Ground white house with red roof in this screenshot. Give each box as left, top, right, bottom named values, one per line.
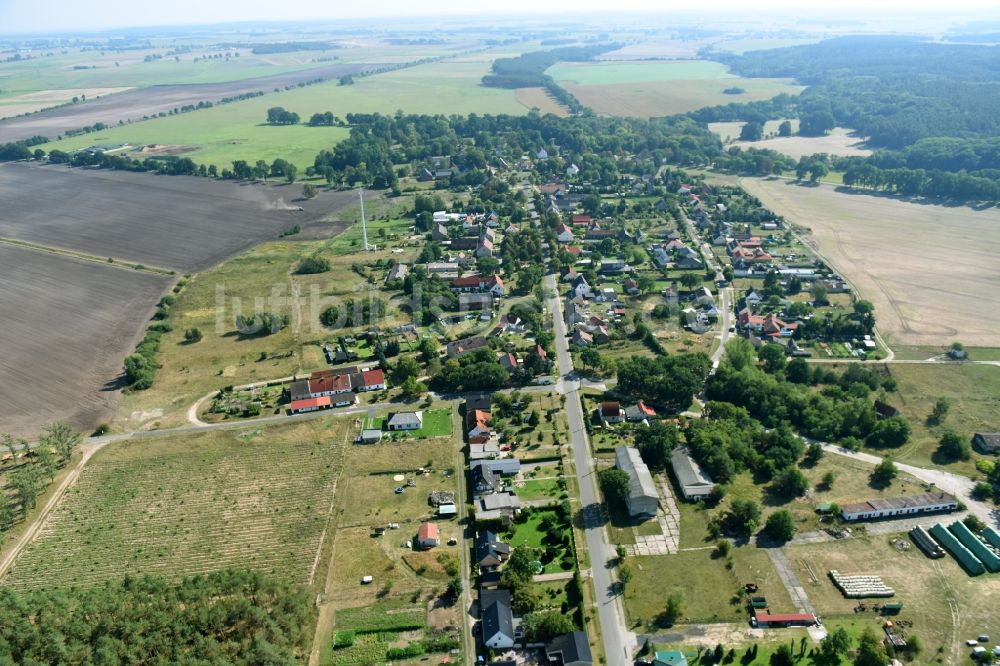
left=450, top=274, right=505, bottom=297
left=466, top=409, right=493, bottom=444
left=762, top=313, right=798, bottom=338
left=356, top=369, right=386, bottom=391
left=290, top=396, right=333, bottom=414
left=556, top=223, right=574, bottom=243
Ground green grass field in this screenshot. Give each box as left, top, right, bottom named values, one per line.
left=880, top=363, right=1000, bottom=477
left=624, top=546, right=794, bottom=628
left=2, top=418, right=349, bottom=590
left=44, top=57, right=529, bottom=170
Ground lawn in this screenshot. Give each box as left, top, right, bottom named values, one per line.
left=506, top=508, right=575, bottom=574
left=44, top=56, right=529, bottom=170
left=388, top=408, right=453, bottom=439
left=879, top=363, right=1000, bottom=477
left=516, top=476, right=566, bottom=502
left=2, top=417, right=349, bottom=590
left=623, top=545, right=794, bottom=629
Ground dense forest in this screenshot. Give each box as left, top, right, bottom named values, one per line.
left=0, top=569, right=313, bottom=664
left=702, top=36, right=1000, bottom=202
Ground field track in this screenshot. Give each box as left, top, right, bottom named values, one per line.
left=0, top=62, right=386, bottom=143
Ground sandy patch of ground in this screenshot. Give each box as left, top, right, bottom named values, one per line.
left=735, top=128, right=872, bottom=159
left=741, top=178, right=1000, bottom=347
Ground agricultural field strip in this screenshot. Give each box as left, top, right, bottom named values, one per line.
left=0, top=243, right=171, bottom=439
left=0, top=62, right=389, bottom=143
left=2, top=433, right=345, bottom=589
left=0, top=162, right=357, bottom=272
left=0, top=236, right=175, bottom=275
left=740, top=178, right=1000, bottom=347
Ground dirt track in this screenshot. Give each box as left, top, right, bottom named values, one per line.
left=0, top=62, right=383, bottom=143
left=741, top=178, right=1000, bottom=347
left=0, top=162, right=355, bottom=272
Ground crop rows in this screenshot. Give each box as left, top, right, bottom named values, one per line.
left=2, top=435, right=343, bottom=589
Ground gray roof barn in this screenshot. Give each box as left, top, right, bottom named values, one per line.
left=614, top=446, right=659, bottom=518
left=973, top=432, right=1000, bottom=454
left=670, top=446, right=716, bottom=500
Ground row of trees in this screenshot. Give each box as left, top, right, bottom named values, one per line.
left=0, top=424, right=82, bottom=544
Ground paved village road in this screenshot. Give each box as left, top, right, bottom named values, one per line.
left=547, top=273, right=635, bottom=666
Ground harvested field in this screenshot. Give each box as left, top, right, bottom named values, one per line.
left=741, top=178, right=1000, bottom=347
left=0, top=62, right=383, bottom=143
left=515, top=87, right=569, bottom=116
left=0, top=162, right=355, bottom=272
left=547, top=60, right=802, bottom=118
left=734, top=128, right=872, bottom=159
left=0, top=244, right=170, bottom=439
left=598, top=40, right=716, bottom=60
left=1, top=419, right=348, bottom=590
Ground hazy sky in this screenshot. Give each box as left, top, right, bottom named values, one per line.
left=1, top=0, right=998, bottom=34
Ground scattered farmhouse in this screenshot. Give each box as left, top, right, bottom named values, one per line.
left=385, top=263, right=408, bottom=283
left=614, top=446, right=659, bottom=518
left=466, top=409, right=493, bottom=444
left=387, top=411, right=423, bottom=431
left=447, top=336, right=491, bottom=359
left=475, top=492, right=521, bottom=522
left=624, top=401, right=656, bottom=423
left=472, top=465, right=501, bottom=497
left=471, top=458, right=521, bottom=476
left=599, top=401, right=624, bottom=426
left=416, top=522, right=440, bottom=549
left=450, top=274, right=505, bottom=297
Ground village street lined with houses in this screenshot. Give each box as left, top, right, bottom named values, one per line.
left=3, top=18, right=1000, bottom=666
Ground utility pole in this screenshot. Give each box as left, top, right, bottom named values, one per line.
left=359, top=188, right=369, bottom=251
